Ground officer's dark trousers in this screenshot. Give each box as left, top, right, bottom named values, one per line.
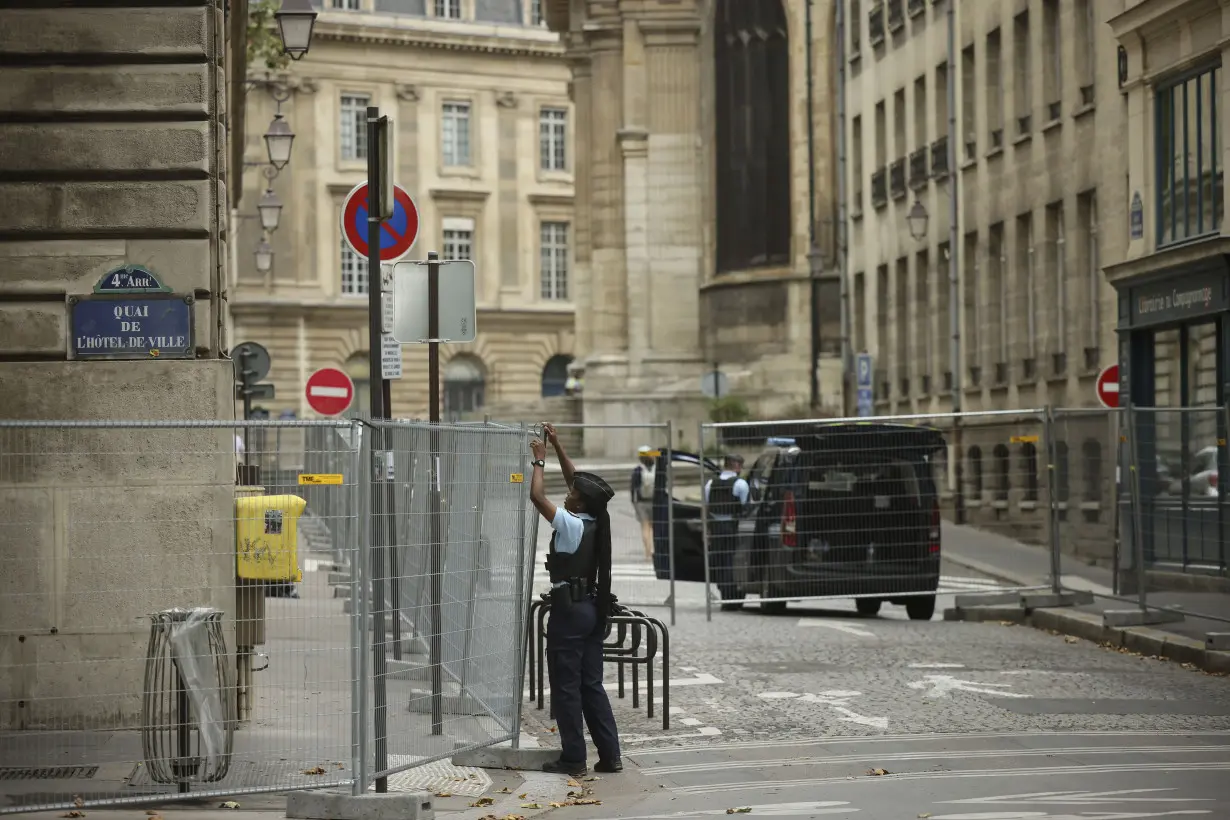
left=546, top=597, right=621, bottom=765
left=709, top=518, right=738, bottom=598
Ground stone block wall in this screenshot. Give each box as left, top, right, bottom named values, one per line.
left=0, top=2, right=234, bottom=730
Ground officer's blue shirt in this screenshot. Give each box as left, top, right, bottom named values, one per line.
left=703, top=471, right=750, bottom=521
left=550, top=508, right=594, bottom=588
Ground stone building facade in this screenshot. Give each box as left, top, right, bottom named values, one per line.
left=842, top=0, right=1130, bottom=560
left=231, top=1, right=577, bottom=423
left=0, top=2, right=238, bottom=728
left=544, top=0, right=840, bottom=456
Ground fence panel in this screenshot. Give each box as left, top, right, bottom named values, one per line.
left=370, top=420, right=534, bottom=782
left=1049, top=408, right=1120, bottom=587
left=698, top=410, right=1049, bottom=620
left=0, top=420, right=362, bottom=813
left=540, top=423, right=680, bottom=620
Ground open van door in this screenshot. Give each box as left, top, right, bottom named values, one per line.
left=651, top=450, right=720, bottom=582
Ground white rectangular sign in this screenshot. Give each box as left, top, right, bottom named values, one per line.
left=382, top=291, right=394, bottom=334
left=380, top=264, right=394, bottom=293
left=392, top=259, right=477, bottom=344
left=380, top=333, right=402, bottom=379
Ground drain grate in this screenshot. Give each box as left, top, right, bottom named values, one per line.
left=0, top=767, right=98, bottom=781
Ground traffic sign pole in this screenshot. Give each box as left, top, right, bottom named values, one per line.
left=425, top=249, right=445, bottom=745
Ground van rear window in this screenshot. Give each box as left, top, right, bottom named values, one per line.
left=804, top=459, right=922, bottom=504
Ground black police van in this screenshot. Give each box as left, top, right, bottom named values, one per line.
left=651, top=422, right=946, bottom=620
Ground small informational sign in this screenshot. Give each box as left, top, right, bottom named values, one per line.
left=509, top=473, right=525, bottom=484
left=93, top=264, right=171, bottom=294
left=299, top=474, right=344, bottom=485
left=392, top=260, right=477, bottom=344
left=70, top=295, right=193, bottom=359
left=381, top=333, right=403, bottom=379
left=1129, top=191, right=1144, bottom=240
left=700, top=370, right=729, bottom=399
left=1010, top=434, right=1040, bottom=444
left=855, top=352, right=874, bottom=418
left=1096, top=364, right=1120, bottom=409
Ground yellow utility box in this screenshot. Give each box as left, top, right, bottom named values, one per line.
left=235, top=494, right=307, bottom=582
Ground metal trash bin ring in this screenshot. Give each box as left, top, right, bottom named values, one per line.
left=141, top=608, right=236, bottom=790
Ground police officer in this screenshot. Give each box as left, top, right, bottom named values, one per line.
left=704, top=454, right=749, bottom=610
left=529, top=423, right=622, bottom=777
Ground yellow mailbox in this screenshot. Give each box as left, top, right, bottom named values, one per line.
left=235, top=494, right=307, bottom=582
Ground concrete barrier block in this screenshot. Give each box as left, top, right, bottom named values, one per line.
left=329, top=572, right=352, bottom=586
left=286, top=789, right=433, bottom=820
left=1030, top=608, right=1108, bottom=644
left=949, top=606, right=1027, bottom=624
left=1159, top=634, right=1205, bottom=666
left=1120, top=627, right=1170, bottom=658
left=1205, top=632, right=1230, bottom=651
left=333, top=586, right=352, bottom=599
left=1204, top=650, right=1230, bottom=674
left=1022, top=590, right=1095, bottom=609
left=1103, top=608, right=1185, bottom=628
left=452, top=745, right=559, bottom=771
left=954, top=592, right=1022, bottom=609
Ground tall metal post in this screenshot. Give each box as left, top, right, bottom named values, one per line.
left=511, top=422, right=531, bottom=749
left=427, top=250, right=445, bottom=735
left=352, top=420, right=371, bottom=795
left=835, top=0, right=852, bottom=416
left=1044, top=407, right=1063, bottom=595
left=805, top=0, right=820, bottom=410
left=1125, top=401, right=1148, bottom=612
left=666, top=420, right=677, bottom=627
left=363, top=105, right=390, bottom=792
left=699, top=422, right=713, bottom=623
left=946, top=0, right=966, bottom=525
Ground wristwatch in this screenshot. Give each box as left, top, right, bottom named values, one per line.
left=531, top=459, right=545, bottom=468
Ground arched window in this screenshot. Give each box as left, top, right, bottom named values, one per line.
left=444, top=354, right=486, bottom=417
left=967, top=446, right=984, bottom=500
left=714, top=0, right=791, bottom=273
left=541, top=354, right=573, bottom=398
left=1021, top=442, right=1039, bottom=502
left=343, top=353, right=371, bottom=419
left=1054, top=441, right=1070, bottom=504
left=993, top=444, right=1010, bottom=501
left=1082, top=439, right=1102, bottom=502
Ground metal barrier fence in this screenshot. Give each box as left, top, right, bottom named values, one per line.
left=0, top=417, right=537, bottom=813
left=535, top=423, right=679, bottom=624
left=697, top=410, right=1054, bottom=621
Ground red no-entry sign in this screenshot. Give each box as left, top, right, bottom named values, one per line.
left=305, top=368, right=354, bottom=417
left=1096, top=364, right=1120, bottom=409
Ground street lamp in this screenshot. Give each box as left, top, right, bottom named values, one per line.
left=263, top=113, right=295, bottom=170
left=257, top=187, right=283, bottom=232
left=254, top=237, right=274, bottom=274
left=274, top=0, right=319, bottom=61
left=907, top=199, right=929, bottom=242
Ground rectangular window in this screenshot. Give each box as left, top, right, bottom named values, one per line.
left=441, top=101, right=472, bottom=167
left=988, top=222, right=1007, bottom=366
left=1077, top=190, right=1100, bottom=354
left=340, top=243, right=367, bottom=296
left=913, top=75, right=927, bottom=147
left=539, top=107, right=568, bottom=171
left=874, top=100, right=886, bottom=167
left=895, top=257, right=909, bottom=392
left=540, top=221, right=570, bottom=300
left=1013, top=11, right=1031, bottom=132
left=986, top=28, right=1003, bottom=142
left=435, top=0, right=461, bottom=19
left=852, top=115, right=864, bottom=206
left=443, top=217, right=474, bottom=260
left=1042, top=0, right=1061, bottom=117
left=332, top=0, right=360, bottom=9
left=531, top=0, right=544, bottom=25
left=963, top=231, right=979, bottom=371
left=915, top=250, right=931, bottom=387
left=340, top=94, right=370, bottom=161
left=1016, top=212, right=1036, bottom=358
left=1076, top=0, right=1096, bottom=104
left=893, top=88, right=906, bottom=159
left=850, top=0, right=862, bottom=52
left=937, top=242, right=950, bottom=387
left=1044, top=200, right=1066, bottom=355
left=876, top=264, right=889, bottom=369
left=961, top=45, right=976, bottom=159
left=853, top=271, right=866, bottom=353
left=935, top=62, right=949, bottom=144
left=1156, top=63, right=1223, bottom=246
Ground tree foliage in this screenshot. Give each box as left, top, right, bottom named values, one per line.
left=247, top=0, right=290, bottom=72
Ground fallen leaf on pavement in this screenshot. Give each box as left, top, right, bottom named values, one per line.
left=73, top=797, right=84, bottom=809
left=434, top=792, right=452, bottom=798
left=303, top=767, right=327, bottom=776
left=518, top=793, right=528, bottom=799
left=547, top=727, right=558, bottom=733
left=866, top=768, right=890, bottom=776
left=1064, top=636, right=1079, bottom=644
left=570, top=799, right=601, bottom=806
left=145, top=811, right=160, bottom=816
left=498, top=786, right=512, bottom=793
left=219, top=802, right=241, bottom=810
left=61, top=812, right=85, bottom=818
left=501, top=815, right=526, bottom=820
left=521, top=803, right=542, bottom=810
left=919, top=814, right=932, bottom=818
left=583, top=776, right=599, bottom=782
left=470, top=797, right=495, bottom=808
left=726, top=809, right=752, bottom=815
left=566, top=779, right=581, bottom=787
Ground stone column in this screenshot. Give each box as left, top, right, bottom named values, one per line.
left=567, top=47, right=595, bottom=358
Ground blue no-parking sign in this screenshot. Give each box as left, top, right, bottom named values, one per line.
left=855, top=353, right=873, bottom=417
left=341, top=182, right=420, bottom=262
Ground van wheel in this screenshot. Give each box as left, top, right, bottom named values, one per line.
left=760, top=599, right=788, bottom=615
left=855, top=598, right=882, bottom=616
left=905, top=596, right=936, bottom=621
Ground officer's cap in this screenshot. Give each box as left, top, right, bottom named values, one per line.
left=572, top=471, right=615, bottom=505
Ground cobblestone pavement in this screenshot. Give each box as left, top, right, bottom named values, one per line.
left=527, top=562, right=1230, bottom=820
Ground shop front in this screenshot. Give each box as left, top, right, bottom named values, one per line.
left=1114, top=255, right=1230, bottom=573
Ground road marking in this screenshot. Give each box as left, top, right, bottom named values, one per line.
left=758, top=691, right=887, bottom=730
left=680, top=717, right=701, bottom=726
left=908, top=674, right=1030, bottom=699
left=531, top=671, right=722, bottom=698
left=796, top=619, right=877, bottom=637
left=667, top=761, right=1230, bottom=795
left=910, top=662, right=967, bottom=669
left=636, top=744, right=1230, bottom=777
left=940, top=788, right=1213, bottom=805
left=626, top=730, right=1230, bottom=757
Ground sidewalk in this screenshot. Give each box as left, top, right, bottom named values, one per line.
left=941, top=520, right=1230, bottom=671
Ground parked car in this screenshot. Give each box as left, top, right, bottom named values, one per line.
left=653, top=423, right=946, bottom=620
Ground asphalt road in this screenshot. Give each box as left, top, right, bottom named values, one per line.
left=533, top=564, right=1230, bottom=820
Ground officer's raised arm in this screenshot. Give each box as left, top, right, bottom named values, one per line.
left=543, top=422, right=577, bottom=487
left=529, top=438, right=557, bottom=522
